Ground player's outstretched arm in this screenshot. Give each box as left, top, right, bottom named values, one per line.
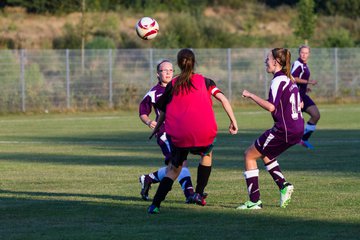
left=140, top=114, right=157, bottom=129
left=214, top=92, right=238, bottom=135
left=242, top=89, right=275, bottom=112
left=149, top=110, right=165, bottom=139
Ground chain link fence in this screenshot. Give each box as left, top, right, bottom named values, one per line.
left=0, top=48, right=359, bottom=113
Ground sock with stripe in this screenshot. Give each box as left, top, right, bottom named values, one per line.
left=244, top=169, right=260, bottom=203
left=303, top=122, right=316, bottom=141
left=265, top=160, right=286, bottom=189
left=178, top=167, right=194, bottom=199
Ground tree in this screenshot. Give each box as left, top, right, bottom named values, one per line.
left=294, top=0, right=316, bottom=45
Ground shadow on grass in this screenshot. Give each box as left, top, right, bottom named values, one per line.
left=0, top=189, right=140, bottom=202
left=0, top=130, right=359, bottom=173
left=0, top=190, right=359, bottom=240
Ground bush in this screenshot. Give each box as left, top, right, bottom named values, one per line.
left=323, top=28, right=355, bottom=48
left=53, top=23, right=81, bottom=49
left=85, top=36, right=116, bottom=49
left=25, top=63, right=50, bottom=111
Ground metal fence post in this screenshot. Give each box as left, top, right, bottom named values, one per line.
left=334, top=48, right=339, bottom=98
left=227, top=48, right=232, bottom=102
left=66, top=49, right=70, bottom=109
left=264, top=48, right=269, bottom=99
left=149, top=48, right=154, bottom=86
left=109, top=49, right=113, bottom=108
left=20, top=49, right=25, bottom=112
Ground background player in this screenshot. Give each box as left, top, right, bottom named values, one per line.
left=238, top=48, right=304, bottom=210
left=139, top=59, right=195, bottom=203
left=291, top=45, right=320, bottom=149
left=147, top=48, right=238, bottom=214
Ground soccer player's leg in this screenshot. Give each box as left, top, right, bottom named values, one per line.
left=140, top=135, right=171, bottom=201
left=264, top=158, right=294, bottom=208
left=148, top=145, right=187, bottom=213
left=262, top=135, right=295, bottom=208
left=178, top=162, right=195, bottom=202
left=139, top=167, right=167, bottom=201
left=237, top=144, right=262, bottom=210
left=300, top=96, right=319, bottom=149
left=187, top=145, right=214, bottom=206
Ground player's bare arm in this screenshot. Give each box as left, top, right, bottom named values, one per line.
left=214, top=92, right=238, bottom=135
left=294, top=77, right=317, bottom=85
left=140, top=114, right=157, bottom=129
left=149, top=111, right=165, bottom=139
left=242, top=89, right=275, bottom=112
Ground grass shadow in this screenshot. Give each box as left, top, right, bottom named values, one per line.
left=0, top=130, right=359, bottom=172
left=0, top=190, right=359, bottom=240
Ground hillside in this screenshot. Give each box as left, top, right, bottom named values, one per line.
left=0, top=5, right=359, bottom=49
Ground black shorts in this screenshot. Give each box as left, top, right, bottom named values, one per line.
left=168, top=137, right=215, bottom=168
left=301, top=94, right=316, bottom=112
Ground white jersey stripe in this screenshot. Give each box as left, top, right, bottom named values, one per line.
left=211, top=87, right=220, bottom=95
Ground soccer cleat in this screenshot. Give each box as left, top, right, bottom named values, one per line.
left=186, top=193, right=207, bottom=206
left=299, top=140, right=314, bottom=149
left=236, top=200, right=263, bottom=210
left=280, top=182, right=294, bottom=208
left=147, top=204, right=160, bottom=214
left=139, top=175, right=151, bottom=201
left=186, top=192, right=208, bottom=204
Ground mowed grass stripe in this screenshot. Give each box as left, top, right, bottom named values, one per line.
left=0, top=104, right=359, bottom=239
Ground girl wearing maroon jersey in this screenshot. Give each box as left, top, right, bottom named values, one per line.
left=138, top=60, right=195, bottom=203
left=238, top=48, right=304, bottom=210
left=291, top=45, right=320, bottom=149
left=147, top=48, right=238, bottom=214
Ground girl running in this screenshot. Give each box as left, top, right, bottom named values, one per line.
left=147, top=48, right=238, bottom=214
left=291, top=45, right=320, bottom=149
left=237, top=48, right=304, bottom=210
left=139, top=59, right=195, bottom=203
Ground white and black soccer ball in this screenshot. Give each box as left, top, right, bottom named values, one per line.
left=135, top=17, right=159, bottom=40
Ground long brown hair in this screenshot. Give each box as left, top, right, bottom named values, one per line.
left=271, top=48, right=294, bottom=82
left=173, top=48, right=196, bottom=95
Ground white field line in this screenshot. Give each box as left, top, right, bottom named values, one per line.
left=0, top=106, right=359, bottom=123
left=0, top=116, right=123, bottom=123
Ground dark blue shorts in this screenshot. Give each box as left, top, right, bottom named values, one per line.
left=301, top=94, right=316, bottom=112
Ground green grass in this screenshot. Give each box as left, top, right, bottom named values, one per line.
left=0, top=104, right=359, bottom=239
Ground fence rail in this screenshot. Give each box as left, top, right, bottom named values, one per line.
left=0, top=48, right=359, bottom=113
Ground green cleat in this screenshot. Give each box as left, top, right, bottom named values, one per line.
left=147, top=204, right=160, bottom=214
left=280, top=183, right=294, bottom=208
left=236, top=200, right=263, bottom=210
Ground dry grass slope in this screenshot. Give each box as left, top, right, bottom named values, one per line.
left=0, top=5, right=359, bottom=48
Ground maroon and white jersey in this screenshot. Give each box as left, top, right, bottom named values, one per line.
left=139, top=83, right=166, bottom=134
left=268, top=71, right=304, bottom=144
left=291, top=58, right=310, bottom=97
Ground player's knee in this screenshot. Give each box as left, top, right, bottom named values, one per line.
left=167, top=165, right=181, bottom=180
left=313, top=112, right=320, bottom=123
left=244, top=147, right=252, bottom=158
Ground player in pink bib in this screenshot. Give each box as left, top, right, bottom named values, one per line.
left=147, top=48, right=238, bottom=214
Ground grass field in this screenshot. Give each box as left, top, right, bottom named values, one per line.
left=0, top=104, right=359, bottom=239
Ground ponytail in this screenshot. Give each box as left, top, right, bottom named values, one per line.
left=272, top=48, right=293, bottom=82
left=173, top=48, right=196, bottom=95
left=284, top=49, right=293, bottom=82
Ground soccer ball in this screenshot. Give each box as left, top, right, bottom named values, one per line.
left=135, top=17, right=159, bottom=40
